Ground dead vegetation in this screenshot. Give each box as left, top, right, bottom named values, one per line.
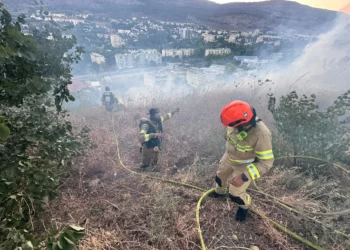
left=43, top=88, right=350, bottom=250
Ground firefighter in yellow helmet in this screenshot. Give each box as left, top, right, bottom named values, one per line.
left=139, top=107, right=179, bottom=169
left=211, top=100, right=274, bottom=221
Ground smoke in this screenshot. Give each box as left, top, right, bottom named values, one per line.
left=265, top=13, right=350, bottom=104
left=68, top=13, right=350, bottom=112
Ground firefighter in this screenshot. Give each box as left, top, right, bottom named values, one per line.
left=211, top=100, right=274, bottom=221
left=101, top=86, right=118, bottom=112
left=139, top=107, right=179, bottom=169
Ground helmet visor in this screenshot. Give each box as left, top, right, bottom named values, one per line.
left=228, top=119, right=246, bottom=127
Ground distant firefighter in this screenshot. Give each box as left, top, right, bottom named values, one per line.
left=101, top=86, right=119, bottom=112
left=211, top=101, right=274, bottom=222
left=138, top=107, right=180, bottom=169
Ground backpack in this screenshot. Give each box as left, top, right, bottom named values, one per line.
left=103, top=92, right=115, bottom=105
left=139, top=118, right=162, bottom=149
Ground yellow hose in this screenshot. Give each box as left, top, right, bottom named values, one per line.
left=196, top=188, right=216, bottom=250
left=250, top=185, right=350, bottom=239
left=112, top=115, right=206, bottom=192
left=251, top=208, right=325, bottom=250
left=111, top=114, right=343, bottom=250
left=275, top=155, right=350, bottom=173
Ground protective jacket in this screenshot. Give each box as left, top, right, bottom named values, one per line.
left=139, top=112, right=173, bottom=149
left=215, top=118, right=274, bottom=210
left=225, top=119, right=274, bottom=180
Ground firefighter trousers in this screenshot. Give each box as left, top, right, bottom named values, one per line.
left=142, top=146, right=159, bottom=166
left=215, top=153, right=252, bottom=209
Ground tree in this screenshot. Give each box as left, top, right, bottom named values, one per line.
left=268, top=90, right=350, bottom=167
left=0, top=5, right=90, bottom=248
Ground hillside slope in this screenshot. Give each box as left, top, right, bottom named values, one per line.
left=44, top=87, right=350, bottom=250
left=2, top=0, right=337, bottom=34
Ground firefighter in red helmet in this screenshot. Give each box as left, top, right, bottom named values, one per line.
left=211, top=100, right=274, bottom=221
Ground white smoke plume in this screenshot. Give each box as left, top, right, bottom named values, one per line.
left=69, top=13, right=350, bottom=110
left=267, top=13, right=350, bottom=104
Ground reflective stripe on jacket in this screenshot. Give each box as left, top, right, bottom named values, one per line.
left=138, top=112, right=173, bottom=147
left=225, top=120, right=274, bottom=180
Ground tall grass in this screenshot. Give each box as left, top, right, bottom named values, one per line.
left=58, top=83, right=350, bottom=250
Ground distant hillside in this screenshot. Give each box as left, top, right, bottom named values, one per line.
left=1, top=0, right=338, bottom=34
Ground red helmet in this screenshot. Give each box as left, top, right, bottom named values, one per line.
left=220, top=101, right=253, bottom=127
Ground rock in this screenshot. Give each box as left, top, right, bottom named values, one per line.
left=232, top=234, right=238, bottom=241
left=250, top=246, right=259, bottom=250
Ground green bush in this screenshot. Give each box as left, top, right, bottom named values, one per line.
left=0, top=4, right=89, bottom=248
left=268, top=90, right=350, bottom=165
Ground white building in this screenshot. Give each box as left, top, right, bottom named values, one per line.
left=111, top=35, right=125, bottom=48
left=51, top=15, right=85, bottom=25
left=162, top=49, right=195, bottom=58
left=256, top=36, right=264, bottom=43
left=179, top=28, right=192, bottom=39
left=186, top=67, right=225, bottom=88
left=253, top=29, right=260, bottom=36
left=234, top=56, right=259, bottom=68
left=203, top=34, right=215, bottom=43
left=90, top=53, right=105, bottom=65
left=205, top=48, right=231, bottom=57
left=183, top=49, right=195, bottom=57
left=90, top=81, right=101, bottom=88
left=142, top=49, right=162, bottom=65
left=241, top=31, right=251, bottom=37
left=115, top=54, right=134, bottom=69
left=228, top=34, right=240, bottom=43
left=256, top=35, right=281, bottom=43
left=115, top=50, right=162, bottom=70
left=118, top=29, right=131, bottom=35
left=52, top=13, right=66, bottom=18
left=162, top=49, right=176, bottom=58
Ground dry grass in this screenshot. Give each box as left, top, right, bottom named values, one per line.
left=43, top=86, right=350, bottom=250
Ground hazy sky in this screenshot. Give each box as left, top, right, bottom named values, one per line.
left=210, top=0, right=349, bottom=11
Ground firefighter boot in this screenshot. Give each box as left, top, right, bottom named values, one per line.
left=235, top=207, right=248, bottom=222
left=208, top=191, right=227, bottom=199
left=140, top=164, right=149, bottom=170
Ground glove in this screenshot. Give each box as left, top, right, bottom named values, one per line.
left=153, top=146, right=160, bottom=152
left=152, top=133, right=162, bottom=138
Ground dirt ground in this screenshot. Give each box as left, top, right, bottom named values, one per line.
left=42, top=106, right=350, bottom=250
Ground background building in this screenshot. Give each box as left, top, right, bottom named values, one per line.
left=162, top=49, right=195, bottom=58
left=111, top=34, right=125, bottom=47
left=90, top=53, right=106, bottom=64
left=115, top=50, right=162, bottom=69
left=205, top=48, right=231, bottom=56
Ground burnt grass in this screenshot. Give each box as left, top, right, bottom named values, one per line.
left=43, top=91, right=350, bottom=250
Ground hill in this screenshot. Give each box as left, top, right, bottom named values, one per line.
left=50, top=86, right=350, bottom=250
left=2, top=0, right=338, bottom=34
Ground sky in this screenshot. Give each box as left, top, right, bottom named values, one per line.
left=209, top=0, right=349, bottom=11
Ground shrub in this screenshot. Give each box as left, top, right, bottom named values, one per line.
left=0, top=5, right=89, bottom=248
left=268, top=90, right=350, bottom=166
